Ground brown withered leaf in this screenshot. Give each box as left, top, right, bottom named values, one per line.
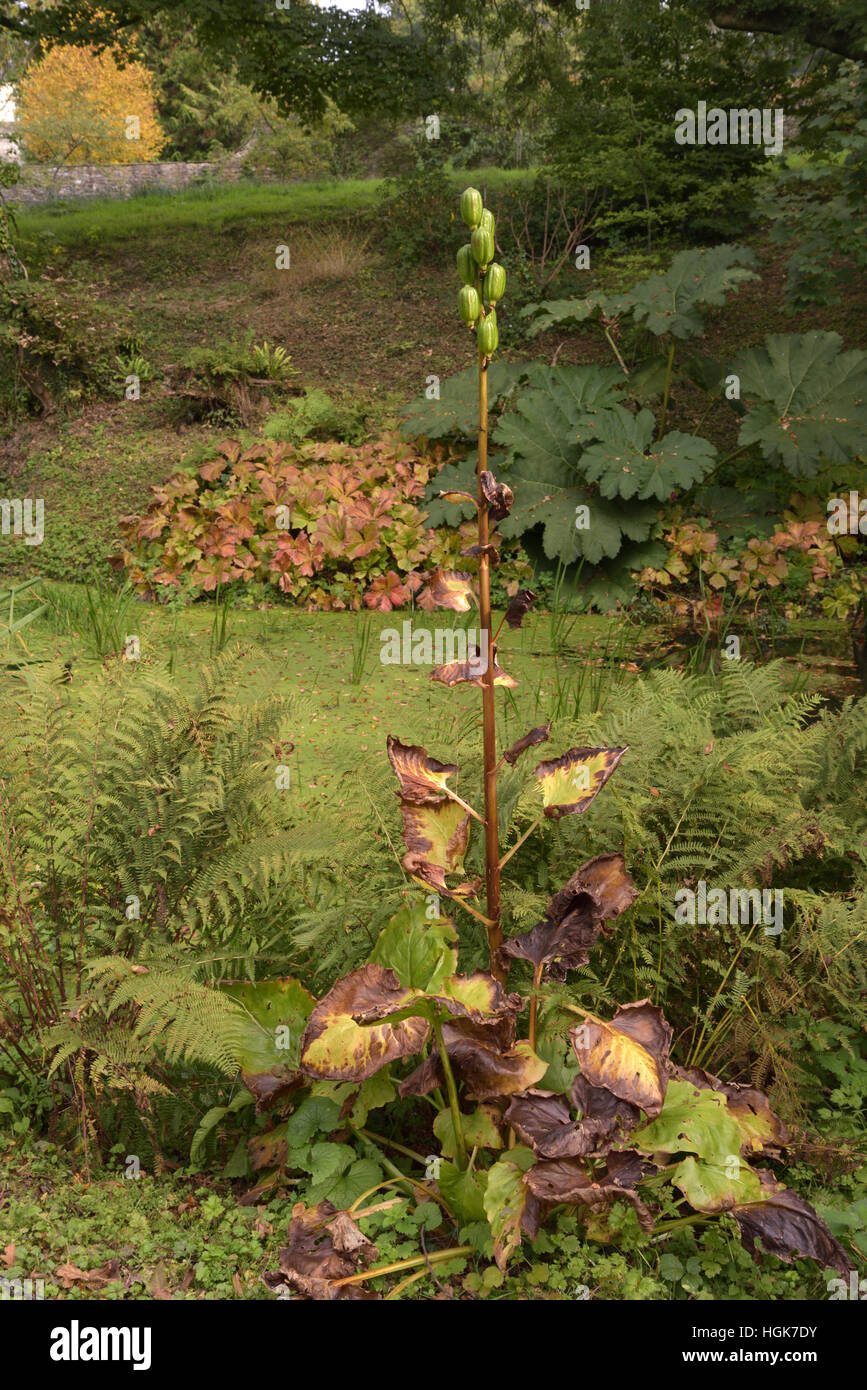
left=480, top=470, right=514, bottom=522
left=386, top=734, right=459, bottom=803
left=504, top=1090, right=578, bottom=1155
left=535, top=746, right=629, bottom=819
left=300, top=964, right=429, bottom=1081
left=438, top=489, right=477, bottom=510
left=732, top=1170, right=853, bottom=1277
left=398, top=796, right=472, bottom=893
left=264, top=1201, right=381, bottom=1301
left=503, top=589, right=537, bottom=629
left=431, top=643, right=517, bottom=688
left=669, top=1064, right=790, bottom=1159
left=547, top=852, right=640, bottom=926
left=55, top=1259, right=123, bottom=1292
left=424, top=569, right=476, bottom=612
left=354, top=971, right=519, bottom=1030
left=501, top=852, right=639, bottom=982
left=500, top=892, right=599, bottom=981
left=502, top=723, right=551, bottom=766
left=400, top=1015, right=547, bottom=1101
left=248, top=1127, right=289, bottom=1173
left=461, top=543, right=501, bottom=565
left=523, top=1159, right=654, bottom=1231
left=568, top=1075, right=643, bottom=1156
left=602, top=1148, right=659, bottom=1188
left=570, top=999, right=672, bottom=1118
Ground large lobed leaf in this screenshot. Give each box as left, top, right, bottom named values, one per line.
left=734, top=330, right=867, bottom=477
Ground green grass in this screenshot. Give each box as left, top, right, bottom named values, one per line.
left=17, top=167, right=537, bottom=252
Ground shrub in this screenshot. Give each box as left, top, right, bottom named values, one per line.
left=114, top=431, right=532, bottom=608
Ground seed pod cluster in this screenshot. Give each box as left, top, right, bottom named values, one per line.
left=457, top=186, right=507, bottom=359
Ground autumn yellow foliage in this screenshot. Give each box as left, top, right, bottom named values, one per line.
left=17, top=45, right=164, bottom=165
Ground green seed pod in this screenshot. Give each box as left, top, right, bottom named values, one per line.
left=478, top=315, right=498, bottom=356
left=456, top=244, right=476, bottom=286
left=459, top=285, right=481, bottom=326
left=460, top=187, right=483, bottom=229
left=483, top=263, right=506, bottom=304
left=480, top=208, right=495, bottom=239
left=471, top=226, right=495, bottom=267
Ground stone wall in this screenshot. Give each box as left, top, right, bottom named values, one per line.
left=14, top=160, right=241, bottom=205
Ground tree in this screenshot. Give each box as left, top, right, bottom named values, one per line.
left=0, top=1, right=448, bottom=123
left=17, top=43, right=163, bottom=164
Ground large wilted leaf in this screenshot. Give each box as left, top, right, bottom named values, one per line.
left=218, top=977, right=316, bottom=1110
left=535, top=747, right=629, bottom=819
left=353, top=971, right=518, bottom=1030
left=504, top=1090, right=574, bottom=1154
left=731, top=1169, right=853, bottom=1277
left=480, top=469, right=514, bottom=522
left=386, top=735, right=459, bottom=803
left=630, top=1078, right=744, bottom=1166
left=431, top=643, right=517, bottom=688
left=503, top=589, right=537, bottom=630
left=505, top=1077, right=641, bottom=1160
left=502, top=852, right=639, bottom=982
left=484, top=1150, right=541, bottom=1271
left=568, top=1075, right=642, bottom=1157
left=523, top=1157, right=654, bottom=1231
left=300, top=964, right=429, bottom=1081
left=671, top=1155, right=763, bottom=1213
left=502, top=723, right=550, bottom=766
left=263, top=1201, right=380, bottom=1301
left=671, top=1064, right=790, bottom=1158
left=398, top=796, right=472, bottom=893
left=734, top=331, right=867, bottom=477
left=579, top=407, right=717, bottom=502
left=400, top=1018, right=547, bottom=1101
left=423, top=569, right=477, bottom=612
left=570, top=999, right=672, bottom=1118
left=369, top=902, right=458, bottom=993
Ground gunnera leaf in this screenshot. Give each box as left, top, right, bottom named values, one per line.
left=534, top=746, right=629, bottom=819
left=299, top=964, right=429, bottom=1082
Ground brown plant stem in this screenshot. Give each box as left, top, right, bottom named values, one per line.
left=528, top=960, right=544, bottom=1052
left=476, top=331, right=504, bottom=984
